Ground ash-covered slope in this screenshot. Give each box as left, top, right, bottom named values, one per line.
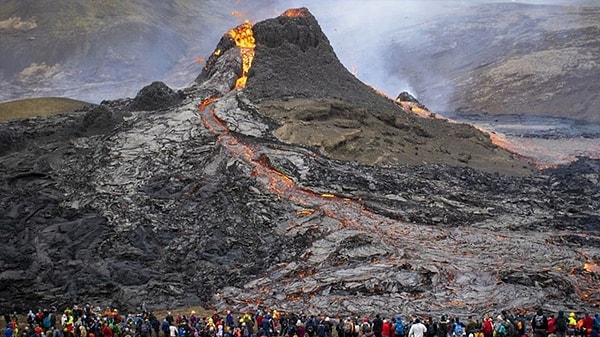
left=0, top=8, right=599, bottom=317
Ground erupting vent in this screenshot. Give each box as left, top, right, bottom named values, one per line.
left=228, top=20, right=255, bottom=89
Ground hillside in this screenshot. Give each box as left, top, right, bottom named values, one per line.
left=385, top=2, right=600, bottom=122
left=0, top=97, right=93, bottom=122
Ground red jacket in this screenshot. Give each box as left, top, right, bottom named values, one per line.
left=583, top=315, right=593, bottom=332
left=548, top=318, right=556, bottom=333
left=482, top=319, right=493, bottom=335
left=102, top=325, right=113, bottom=337
left=382, top=321, right=392, bottom=337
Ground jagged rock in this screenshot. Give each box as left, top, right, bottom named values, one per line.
left=396, top=92, right=421, bottom=104
left=127, top=81, right=184, bottom=111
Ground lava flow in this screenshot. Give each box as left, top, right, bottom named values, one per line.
left=197, top=97, right=360, bottom=213
left=190, top=8, right=600, bottom=314
left=228, top=20, right=255, bottom=89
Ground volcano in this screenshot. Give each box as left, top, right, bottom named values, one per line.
left=0, top=8, right=599, bottom=317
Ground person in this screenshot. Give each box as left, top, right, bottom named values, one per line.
left=408, top=319, right=427, bottom=337
left=548, top=316, right=556, bottom=337
left=162, top=320, right=170, bottom=337
left=394, top=317, right=405, bottom=337
left=373, top=316, right=383, bottom=337
left=494, top=316, right=507, bottom=337
left=225, top=312, right=234, bottom=329
left=5, top=324, right=13, bottom=337
left=382, top=320, right=392, bottom=337
left=190, top=312, right=199, bottom=330
left=305, top=316, right=317, bottom=337
left=515, top=313, right=527, bottom=337
left=583, top=314, right=594, bottom=337
left=165, top=314, right=174, bottom=326
left=481, top=317, right=493, bottom=337
left=567, top=313, right=577, bottom=337
left=262, top=313, right=273, bottom=337
left=555, top=312, right=568, bottom=337
left=296, top=320, right=306, bottom=337
left=453, top=318, right=465, bottom=337
left=361, top=318, right=372, bottom=336
left=532, top=310, right=548, bottom=337
left=102, top=323, right=113, bottom=337
left=169, top=324, right=178, bottom=337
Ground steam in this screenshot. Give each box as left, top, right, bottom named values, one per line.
left=1, top=0, right=595, bottom=106
left=263, top=0, right=595, bottom=111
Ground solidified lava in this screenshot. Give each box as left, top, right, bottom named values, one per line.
left=0, top=8, right=598, bottom=317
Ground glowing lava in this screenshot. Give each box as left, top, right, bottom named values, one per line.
left=228, top=20, right=255, bottom=89
left=283, top=8, right=307, bottom=17
left=584, top=262, right=599, bottom=273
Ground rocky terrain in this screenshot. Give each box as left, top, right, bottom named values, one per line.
left=387, top=2, right=600, bottom=122
left=1, top=8, right=599, bottom=318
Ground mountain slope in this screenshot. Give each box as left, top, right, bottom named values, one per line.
left=385, top=2, right=600, bottom=122
left=241, top=8, right=534, bottom=175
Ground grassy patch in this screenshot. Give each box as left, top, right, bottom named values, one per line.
left=0, top=97, right=94, bottom=122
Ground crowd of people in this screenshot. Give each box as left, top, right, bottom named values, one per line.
left=3, top=306, right=600, bottom=337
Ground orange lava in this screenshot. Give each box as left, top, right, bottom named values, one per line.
left=584, top=263, right=599, bottom=273
left=228, top=20, right=255, bottom=89
left=199, top=96, right=217, bottom=113
left=395, top=100, right=432, bottom=118
left=283, top=8, right=307, bottom=17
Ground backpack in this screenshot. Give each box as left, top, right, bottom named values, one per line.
left=344, top=321, right=353, bottom=334
left=534, top=315, right=545, bottom=329
left=306, top=325, right=315, bottom=334
left=454, top=324, right=464, bottom=336
left=593, top=317, right=600, bottom=330
left=362, top=323, right=372, bottom=333
left=395, top=322, right=404, bottom=335
left=516, top=321, right=523, bottom=331
left=495, top=324, right=507, bottom=337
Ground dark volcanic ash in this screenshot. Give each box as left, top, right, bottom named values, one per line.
left=0, top=8, right=598, bottom=317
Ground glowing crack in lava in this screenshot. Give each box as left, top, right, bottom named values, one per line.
left=228, top=20, right=255, bottom=89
